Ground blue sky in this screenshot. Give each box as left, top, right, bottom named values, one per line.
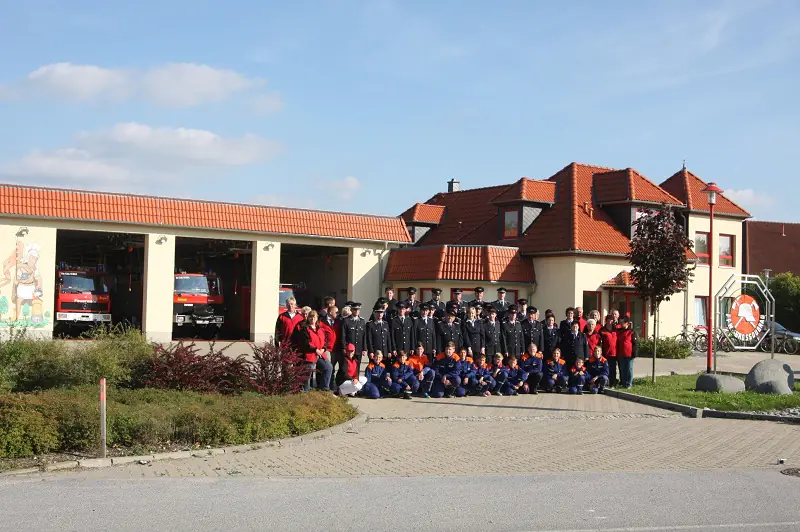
left=0, top=0, right=798, bottom=221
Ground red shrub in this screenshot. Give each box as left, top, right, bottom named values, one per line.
left=144, top=342, right=251, bottom=395
left=249, top=342, right=310, bottom=396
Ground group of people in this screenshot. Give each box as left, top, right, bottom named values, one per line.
left=274, top=286, right=639, bottom=396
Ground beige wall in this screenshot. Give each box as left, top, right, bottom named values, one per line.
left=250, top=241, right=281, bottom=344
left=142, top=233, right=176, bottom=343
left=348, top=247, right=385, bottom=308
left=385, top=281, right=535, bottom=307
left=0, top=221, right=57, bottom=339
left=531, top=256, right=576, bottom=316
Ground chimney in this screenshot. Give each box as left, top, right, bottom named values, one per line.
left=447, top=178, right=461, bottom=193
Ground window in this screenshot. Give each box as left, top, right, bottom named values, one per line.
left=397, top=289, right=410, bottom=301
left=695, top=296, right=708, bottom=327
left=502, top=208, right=520, bottom=239
left=451, top=288, right=475, bottom=303
left=695, top=232, right=709, bottom=265
left=420, top=288, right=435, bottom=302
left=582, top=291, right=602, bottom=315
left=719, top=234, right=735, bottom=267
left=450, top=288, right=518, bottom=304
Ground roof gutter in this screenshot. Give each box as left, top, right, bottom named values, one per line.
left=0, top=213, right=412, bottom=245
left=521, top=250, right=629, bottom=258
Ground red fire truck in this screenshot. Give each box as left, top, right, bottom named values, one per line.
left=173, top=271, right=224, bottom=337
left=55, top=264, right=112, bottom=328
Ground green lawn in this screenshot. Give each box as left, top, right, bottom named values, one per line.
left=630, top=374, right=800, bottom=412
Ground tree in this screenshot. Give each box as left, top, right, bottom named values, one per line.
left=769, top=273, right=800, bottom=332
left=628, top=205, right=695, bottom=382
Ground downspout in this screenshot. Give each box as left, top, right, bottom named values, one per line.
left=676, top=210, right=692, bottom=333
left=378, top=241, right=389, bottom=295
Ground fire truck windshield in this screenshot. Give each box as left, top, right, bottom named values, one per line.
left=60, top=274, right=108, bottom=294
left=174, top=276, right=210, bottom=294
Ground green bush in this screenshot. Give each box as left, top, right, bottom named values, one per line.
left=1, top=325, right=155, bottom=392
left=639, top=337, right=692, bottom=359
left=0, top=387, right=357, bottom=458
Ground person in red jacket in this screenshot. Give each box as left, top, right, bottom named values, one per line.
left=319, top=306, right=342, bottom=389
left=584, top=318, right=600, bottom=356
left=275, top=297, right=304, bottom=348
left=615, top=316, right=638, bottom=389
left=600, top=315, right=618, bottom=387
left=336, top=343, right=363, bottom=396
left=300, top=310, right=333, bottom=393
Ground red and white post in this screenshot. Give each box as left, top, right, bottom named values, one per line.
left=100, top=377, right=107, bottom=458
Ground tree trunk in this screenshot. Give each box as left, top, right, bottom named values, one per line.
left=652, top=302, right=658, bottom=383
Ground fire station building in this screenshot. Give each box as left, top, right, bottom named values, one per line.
left=385, top=163, right=750, bottom=339
left=0, top=184, right=410, bottom=342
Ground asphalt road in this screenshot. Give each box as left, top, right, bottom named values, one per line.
left=1, top=469, right=799, bottom=531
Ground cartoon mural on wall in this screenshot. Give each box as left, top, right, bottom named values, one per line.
left=0, top=239, right=51, bottom=328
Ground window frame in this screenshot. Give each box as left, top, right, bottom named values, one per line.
left=695, top=231, right=710, bottom=265
left=500, top=207, right=521, bottom=240
left=582, top=290, right=602, bottom=315
left=694, top=296, right=709, bottom=327
left=719, top=234, right=735, bottom=267
left=397, top=289, right=410, bottom=301
left=420, top=287, right=437, bottom=303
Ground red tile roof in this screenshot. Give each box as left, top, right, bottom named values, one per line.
left=745, top=221, right=800, bottom=275
left=384, top=245, right=534, bottom=283
left=660, top=169, right=750, bottom=217
left=0, top=183, right=411, bottom=243
left=602, top=271, right=634, bottom=287
left=400, top=203, right=446, bottom=224
left=492, top=178, right=557, bottom=204
left=594, top=169, right=683, bottom=205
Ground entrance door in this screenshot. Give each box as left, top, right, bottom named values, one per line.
left=611, top=291, right=647, bottom=338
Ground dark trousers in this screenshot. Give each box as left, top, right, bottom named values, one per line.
left=526, top=371, right=543, bottom=392
left=607, top=357, right=618, bottom=387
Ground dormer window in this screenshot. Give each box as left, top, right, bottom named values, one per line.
left=502, top=208, right=520, bottom=239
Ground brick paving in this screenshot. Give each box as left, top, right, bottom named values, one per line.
left=21, top=394, right=800, bottom=480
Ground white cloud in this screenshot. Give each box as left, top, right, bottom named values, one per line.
left=0, top=123, right=282, bottom=191
left=1, top=62, right=281, bottom=109
left=724, top=188, right=776, bottom=215
left=323, top=175, right=362, bottom=201
left=251, top=92, right=285, bottom=115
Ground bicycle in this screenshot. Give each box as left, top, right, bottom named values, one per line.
left=673, top=324, right=704, bottom=351
left=758, top=335, right=800, bottom=355
left=694, top=329, right=735, bottom=353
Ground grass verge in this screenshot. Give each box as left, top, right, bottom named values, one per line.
left=0, top=388, right=357, bottom=464
left=630, top=373, right=800, bottom=412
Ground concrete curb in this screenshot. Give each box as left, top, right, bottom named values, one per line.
left=603, top=389, right=702, bottom=418
left=0, top=410, right=368, bottom=477
left=700, top=410, right=800, bottom=423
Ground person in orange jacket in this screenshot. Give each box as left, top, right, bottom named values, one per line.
left=407, top=342, right=435, bottom=398
left=520, top=342, right=544, bottom=394
left=469, top=353, right=495, bottom=396
left=489, top=353, right=508, bottom=395
left=585, top=345, right=610, bottom=394
left=543, top=348, right=567, bottom=393
left=567, top=357, right=588, bottom=395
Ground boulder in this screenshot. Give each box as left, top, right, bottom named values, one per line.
left=745, top=360, right=795, bottom=392
left=696, top=374, right=745, bottom=393
left=754, top=380, right=793, bottom=395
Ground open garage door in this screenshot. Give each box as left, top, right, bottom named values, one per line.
left=54, top=229, right=145, bottom=338
left=279, top=244, right=349, bottom=312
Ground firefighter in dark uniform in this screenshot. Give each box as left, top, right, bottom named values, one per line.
left=473, top=286, right=486, bottom=308
left=405, top=287, right=421, bottom=319
left=500, top=305, right=525, bottom=359
left=462, top=301, right=485, bottom=358
left=521, top=305, right=544, bottom=354
left=437, top=308, right=465, bottom=353
left=428, top=288, right=446, bottom=322
left=384, top=288, right=399, bottom=321
left=483, top=306, right=502, bottom=360
left=517, top=298, right=529, bottom=320
left=390, top=301, right=415, bottom=357
left=374, top=297, right=390, bottom=324
left=448, top=288, right=467, bottom=322
left=414, top=303, right=437, bottom=357
left=340, top=302, right=367, bottom=376
left=366, top=304, right=392, bottom=362
left=493, top=287, right=511, bottom=322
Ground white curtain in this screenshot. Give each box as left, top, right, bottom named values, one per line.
left=694, top=297, right=707, bottom=327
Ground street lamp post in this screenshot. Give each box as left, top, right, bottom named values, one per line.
left=702, top=182, right=722, bottom=373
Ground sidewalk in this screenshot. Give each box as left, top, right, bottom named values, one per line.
left=633, top=351, right=797, bottom=377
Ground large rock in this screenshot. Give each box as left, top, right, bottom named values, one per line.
left=754, top=380, right=794, bottom=395
left=745, top=359, right=795, bottom=392
left=696, top=374, right=745, bottom=393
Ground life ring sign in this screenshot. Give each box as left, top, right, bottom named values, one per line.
left=725, top=294, right=766, bottom=342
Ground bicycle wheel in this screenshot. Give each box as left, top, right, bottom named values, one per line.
left=694, top=334, right=708, bottom=352
left=674, top=333, right=691, bottom=350
left=759, top=338, right=772, bottom=352
left=781, top=338, right=799, bottom=355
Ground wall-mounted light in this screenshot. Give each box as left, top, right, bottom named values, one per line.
left=360, top=249, right=372, bottom=257
left=16, top=227, right=29, bottom=237
left=155, top=235, right=168, bottom=245
left=263, top=243, right=275, bottom=251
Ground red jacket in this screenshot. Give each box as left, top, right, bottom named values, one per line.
left=578, top=317, right=587, bottom=332
left=341, top=357, right=358, bottom=380
left=303, top=325, right=328, bottom=363
left=319, top=318, right=341, bottom=352
left=616, top=328, right=637, bottom=358
left=600, top=327, right=617, bottom=358
left=586, top=329, right=600, bottom=356
left=275, top=311, right=304, bottom=346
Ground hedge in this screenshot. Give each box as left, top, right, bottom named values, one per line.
left=0, top=387, right=357, bottom=458
left=638, top=337, right=693, bottom=359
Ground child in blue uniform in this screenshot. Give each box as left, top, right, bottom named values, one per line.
left=407, top=343, right=435, bottom=398
left=432, top=342, right=465, bottom=398
left=567, top=357, right=587, bottom=395
left=470, top=353, right=495, bottom=396
left=543, top=348, right=567, bottom=393
left=460, top=353, right=477, bottom=395
left=389, top=351, right=419, bottom=399
left=490, top=353, right=508, bottom=395
left=520, top=342, right=544, bottom=394
left=502, top=355, right=528, bottom=396
left=585, top=345, right=610, bottom=394
left=362, top=351, right=389, bottom=399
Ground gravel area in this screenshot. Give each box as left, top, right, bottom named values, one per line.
left=740, top=407, right=800, bottom=418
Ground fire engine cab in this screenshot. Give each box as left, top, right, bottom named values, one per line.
left=55, top=263, right=112, bottom=326
left=173, top=271, right=224, bottom=337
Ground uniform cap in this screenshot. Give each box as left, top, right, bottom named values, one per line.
left=507, top=305, right=518, bottom=313
left=517, top=298, right=528, bottom=305
left=373, top=304, right=385, bottom=311
left=431, top=288, right=442, bottom=295
left=474, top=286, right=485, bottom=293
left=351, top=302, right=362, bottom=310
left=407, top=287, right=417, bottom=294
left=453, top=288, right=463, bottom=295
left=497, top=287, right=507, bottom=293
left=447, top=309, right=458, bottom=316
left=396, top=301, right=407, bottom=309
